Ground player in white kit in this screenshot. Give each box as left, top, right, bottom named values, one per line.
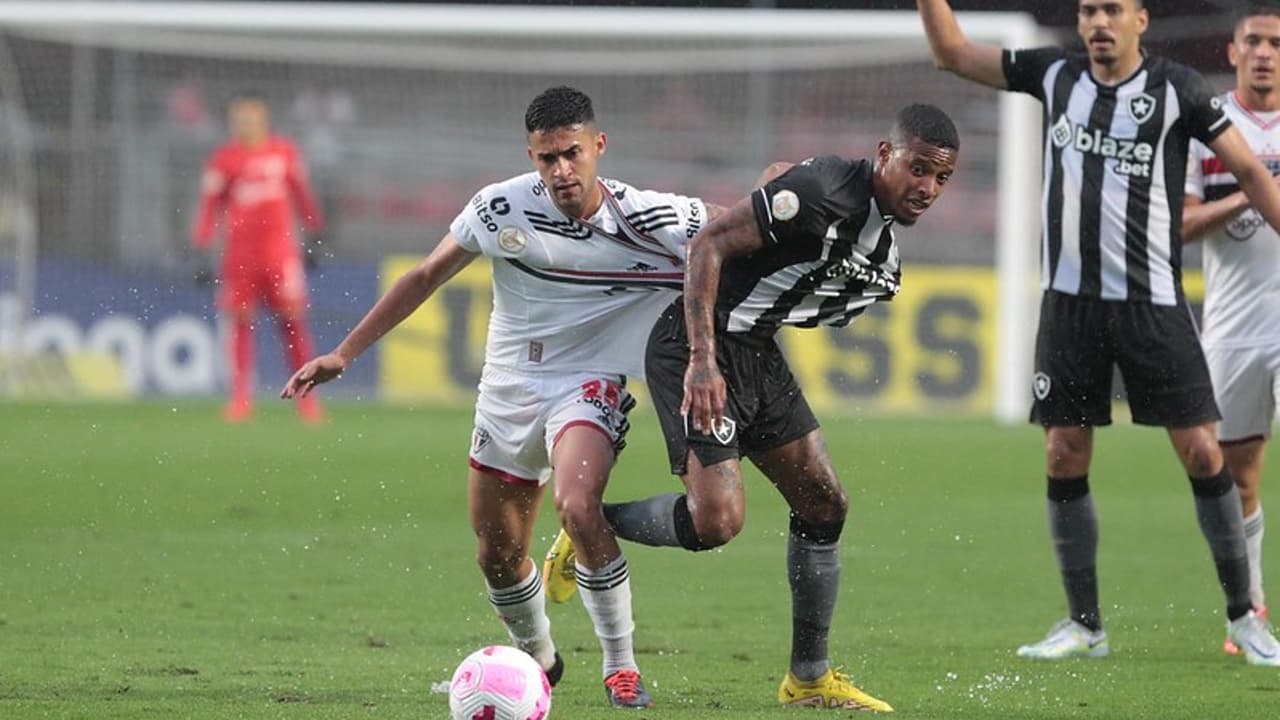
left=1185, top=7, right=1280, bottom=656
left=282, top=87, right=717, bottom=707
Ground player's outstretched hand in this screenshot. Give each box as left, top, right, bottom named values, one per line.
left=681, top=353, right=727, bottom=436
left=281, top=353, right=347, bottom=399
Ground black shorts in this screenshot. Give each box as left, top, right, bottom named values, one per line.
left=1031, top=290, right=1219, bottom=428
left=646, top=299, right=820, bottom=475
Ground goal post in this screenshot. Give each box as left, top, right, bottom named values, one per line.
left=0, top=2, right=1046, bottom=419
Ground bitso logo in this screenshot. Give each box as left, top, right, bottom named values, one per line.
left=1033, top=372, right=1052, bottom=401
left=497, top=226, right=528, bottom=253
left=771, top=190, right=800, bottom=221
left=1127, top=92, right=1156, bottom=125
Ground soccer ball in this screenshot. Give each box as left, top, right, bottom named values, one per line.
left=448, top=645, right=551, bottom=720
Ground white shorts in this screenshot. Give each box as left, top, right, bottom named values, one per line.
left=1206, top=343, right=1280, bottom=443
left=469, top=365, right=635, bottom=486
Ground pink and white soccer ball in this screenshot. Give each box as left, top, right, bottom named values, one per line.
left=448, top=645, right=551, bottom=720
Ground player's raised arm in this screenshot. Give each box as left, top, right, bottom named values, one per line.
left=281, top=232, right=478, bottom=398
left=1209, top=125, right=1280, bottom=239
left=916, top=0, right=1007, bottom=89
left=681, top=195, right=765, bottom=435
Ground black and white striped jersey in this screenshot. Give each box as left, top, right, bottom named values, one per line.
left=1003, top=47, right=1231, bottom=306
left=723, top=155, right=898, bottom=340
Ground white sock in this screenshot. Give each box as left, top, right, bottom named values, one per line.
left=1244, top=506, right=1266, bottom=609
left=576, top=554, right=638, bottom=678
left=486, top=562, right=557, bottom=669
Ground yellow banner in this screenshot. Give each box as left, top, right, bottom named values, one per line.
left=378, top=255, right=1206, bottom=415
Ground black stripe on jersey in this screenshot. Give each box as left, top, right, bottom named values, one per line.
left=795, top=301, right=870, bottom=329
left=625, top=206, right=677, bottom=224
left=1046, top=61, right=1080, bottom=287
left=525, top=210, right=593, bottom=240
left=633, top=218, right=680, bottom=234
left=1123, top=73, right=1167, bottom=303
left=505, top=259, right=683, bottom=291
left=1203, top=183, right=1240, bottom=202
left=1078, top=88, right=1118, bottom=296
left=814, top=223, right=892, bottom=322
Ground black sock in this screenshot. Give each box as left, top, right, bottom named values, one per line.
left=602, top=493, right=711, bottom=551
left=788, top=520, right=843, bottom=681
left=1048, top=475, right=1101, bottom=631
left=1190, top=468, right=1252, bottom=621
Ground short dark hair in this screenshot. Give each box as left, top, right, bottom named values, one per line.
left=1237, top=4, right=1280, bottom=31
left=891, top=103, right=959, bottom=152
left=524, top=86, right=596, bottom=133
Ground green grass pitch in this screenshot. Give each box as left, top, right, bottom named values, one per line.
left=2, top=401, right=1278, bottom=719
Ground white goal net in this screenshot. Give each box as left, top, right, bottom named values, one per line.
left=0, top=2, right=1044, bottom=420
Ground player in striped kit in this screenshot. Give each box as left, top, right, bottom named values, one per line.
left=918, top=0, right=1280, bottom=666
left=282, top=87, right=718, bottom=707
left=1185, top=5, right=1280, bottom=657
left=556, top=103, right=962, bottom=711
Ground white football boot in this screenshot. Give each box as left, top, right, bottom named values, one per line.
left=1016, top=618, right=1109, bottom=659
left=1227, top=609, right=1280, bottom=667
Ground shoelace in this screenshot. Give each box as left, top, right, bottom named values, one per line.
left=605, top=670, right=641, bottom=699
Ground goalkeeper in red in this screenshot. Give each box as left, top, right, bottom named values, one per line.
left=194, top=92, right=325, bottom=423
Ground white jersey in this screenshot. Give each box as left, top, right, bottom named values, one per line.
left=1186, top=91, right=1280, bottom=349
left=450, top=172, right=707, bottom=378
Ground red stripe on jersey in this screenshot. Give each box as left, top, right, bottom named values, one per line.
left=1202, top=157, right=1229, bottom=176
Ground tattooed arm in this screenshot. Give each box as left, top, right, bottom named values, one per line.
left=681, top=194, right=767, bottom=435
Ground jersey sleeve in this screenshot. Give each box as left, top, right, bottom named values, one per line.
left=192, top=148, right=231, bottom=249
left=449, top=193, right=487, bottom=254
left=285, top=140, right=324, bottom=232
left=1173, top=65, right=1231, bottom=143
left=625, top=188, right=708, bottom=258
left=750, top=156, right=844, bottom=246
left=1185, top=139, right=1209, bottom=200
left=1002, top=46, right=1065, bottom=100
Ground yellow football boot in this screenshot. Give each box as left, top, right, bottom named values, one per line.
left=541, top=528, right=578, bottom=604
left=778, top=668, right=894, bottom=712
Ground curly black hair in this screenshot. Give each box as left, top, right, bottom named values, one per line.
left=525, top=86, right=596, bottom=133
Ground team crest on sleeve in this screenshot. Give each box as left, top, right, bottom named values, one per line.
left=497, top=226, right=528, bottom=254
left=771, top=190, right=800, bottom=221
left=1127, top=92, right=1156, bottom=125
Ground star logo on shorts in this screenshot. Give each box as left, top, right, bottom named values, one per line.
left=712, top=416, right=737, bottom=445
left=1033, top=372, right=1052, bottom=401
